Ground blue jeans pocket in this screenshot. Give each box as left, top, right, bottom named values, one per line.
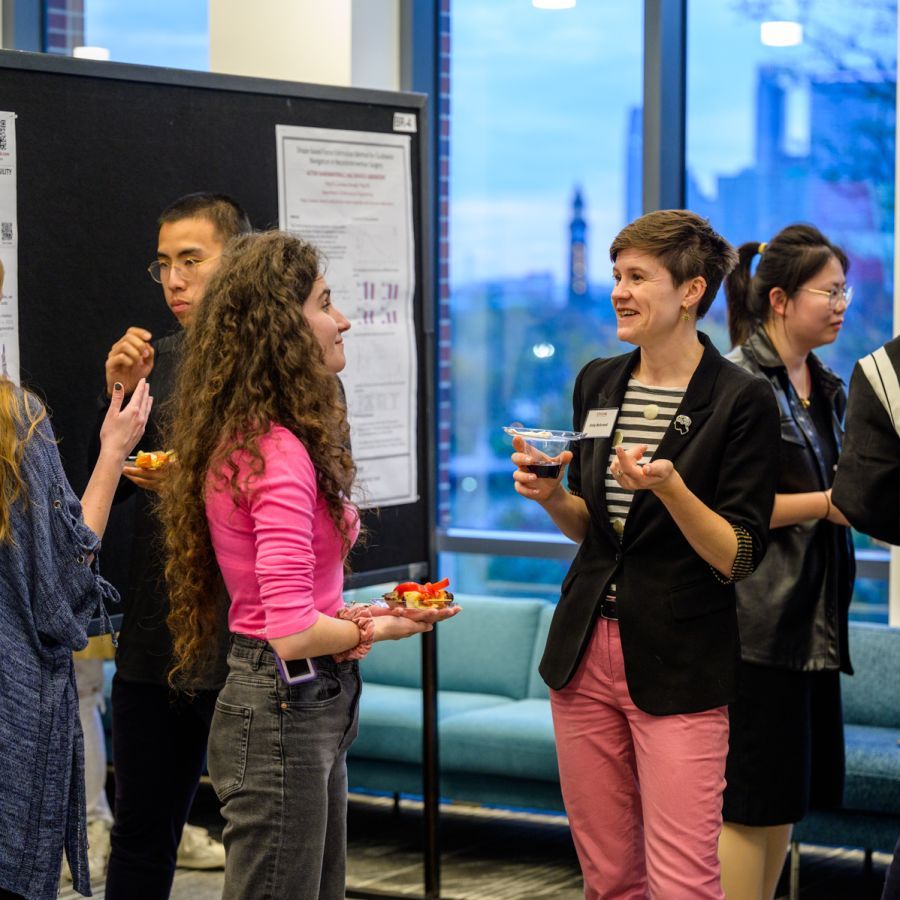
left=208, top=699, right=252, bottom=802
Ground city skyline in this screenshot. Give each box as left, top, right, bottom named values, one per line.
left=450, top=0, right=895, bottom=287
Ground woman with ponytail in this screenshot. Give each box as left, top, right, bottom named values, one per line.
left=720, top=225, right=855, bottom=900
left=0, top=260, right=152, bottom=900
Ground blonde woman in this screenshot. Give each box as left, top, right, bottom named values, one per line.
left=0, top=259, right=151, bottom=900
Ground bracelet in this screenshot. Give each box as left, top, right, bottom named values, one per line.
left=822, top=491, right=832, bottom=520
left=332, top=605, right=376, bottom=662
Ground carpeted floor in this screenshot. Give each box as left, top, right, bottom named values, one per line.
left=58, top=789, right=894, bottom=899
left=345, top=796, right=583, bottom=898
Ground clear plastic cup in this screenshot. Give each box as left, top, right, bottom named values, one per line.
left=504, top=424, right=584, bottom=478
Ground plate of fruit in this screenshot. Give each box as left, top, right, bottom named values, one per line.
left=382, top=577, right=454, bottom=608
left=378, top=578, right=460, bottom=622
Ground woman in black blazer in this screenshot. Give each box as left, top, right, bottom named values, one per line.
left=511, top=210, right=779, bottom=899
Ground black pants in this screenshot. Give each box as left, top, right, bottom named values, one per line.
left=883, top=836, right=900, bottom=899
left=105, top=674, right=218, bottom=900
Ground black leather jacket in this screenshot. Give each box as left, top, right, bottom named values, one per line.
left=727, top=327, right=854, bottom=673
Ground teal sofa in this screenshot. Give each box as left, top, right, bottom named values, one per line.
left=97, top=594, right=563, bottom=811
left=348, top=595, right=564, bottom=812
left=100, top=604, right=900, bottom=871
left=790, top=622, right=900, bottom=896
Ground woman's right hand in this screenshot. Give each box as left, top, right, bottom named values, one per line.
left=373, top=616, right=433, bottom=641
left=510, top=435, right=572, bottom=504
left=99, top=379, right=153, bottom=461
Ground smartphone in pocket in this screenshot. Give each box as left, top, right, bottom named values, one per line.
left=274, top=653, right=317, bottom=685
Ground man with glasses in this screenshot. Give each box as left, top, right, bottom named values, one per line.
left=99, top=193, right=251, bottom=899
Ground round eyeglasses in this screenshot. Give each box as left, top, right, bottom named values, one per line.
left=147, top=256, right=218, bottom=284
left=800, top=285, right=854, bottom=310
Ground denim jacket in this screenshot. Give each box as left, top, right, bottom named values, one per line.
left=0, top=390, right=118, bottom=899
left=728, top=328, right=855, bottom=672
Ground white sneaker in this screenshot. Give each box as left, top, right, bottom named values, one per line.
left=60, top=819, right=111, bottom=884
left=86, top=819, right=112, bottom=881
left=176, top=823, right=226, bottom=870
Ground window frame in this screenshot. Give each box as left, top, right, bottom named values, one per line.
left=425, top=0, right=893, bottom=616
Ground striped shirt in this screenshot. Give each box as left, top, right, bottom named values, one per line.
left=606, top=378, right=686, bottom=537
left=607, top=378, right=686, bottom=595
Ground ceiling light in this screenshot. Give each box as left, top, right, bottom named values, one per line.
left=533, top=0, right=576, bottom=9
left=760, top=21, right=803, bottom=47
left=73, top=46, right=111, bottom=60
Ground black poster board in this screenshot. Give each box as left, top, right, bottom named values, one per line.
left=1, top=48, right=443, bottom=900
left=0, top=49, right=434, bottom=593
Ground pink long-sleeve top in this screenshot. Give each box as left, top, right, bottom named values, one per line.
left=205, top=425, right=360, bottom=640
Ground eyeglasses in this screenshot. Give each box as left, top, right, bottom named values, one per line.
left=147, top=256, right=219, bottom=284
left=800, top=285, right=854, bottom=310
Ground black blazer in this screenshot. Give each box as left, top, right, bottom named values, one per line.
left=833, top=335, right=900, bottom=545
left=539, top=334, right=780, bottom=715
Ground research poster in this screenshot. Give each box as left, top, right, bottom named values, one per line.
left=0, top=112, right=18, bottom=383
left=276, top=124, right=417, bottom=508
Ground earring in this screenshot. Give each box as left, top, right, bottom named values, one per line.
left=681, top=307, right=691, bottom=322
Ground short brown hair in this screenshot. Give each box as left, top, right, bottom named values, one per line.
left=609, top=209, right=737, bottom=317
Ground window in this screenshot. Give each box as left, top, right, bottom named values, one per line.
left=46, top=0, right=209, bottom=70
left=686, top=0, right=897, bottom=622
left=441, top=0, right=644, bottom=596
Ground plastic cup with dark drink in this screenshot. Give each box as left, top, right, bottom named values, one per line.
left=504, top=424, right=584, bottom=478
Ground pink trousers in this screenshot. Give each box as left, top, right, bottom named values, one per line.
left=550, top=618, right=729, bottom=900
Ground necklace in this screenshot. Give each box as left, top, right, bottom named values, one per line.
left=795, top=365, right=811, bottom=409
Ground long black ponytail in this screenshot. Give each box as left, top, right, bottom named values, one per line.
left=723, top=224, right=848, bottom=347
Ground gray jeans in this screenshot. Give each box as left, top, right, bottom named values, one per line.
left=208, top=634, right=361, bottom=900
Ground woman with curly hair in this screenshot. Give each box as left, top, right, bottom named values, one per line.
left=160, top=231, right=439, bottom=900
left=0, top=259, right=152, bottom=900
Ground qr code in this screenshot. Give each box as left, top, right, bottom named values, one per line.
left=1, top=222, right=12, bottom=242
left=0, top=119, right=6, bottom=152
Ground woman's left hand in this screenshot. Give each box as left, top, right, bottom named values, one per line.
left=387, top=605, right=462, bottom=625
left=610, top=445, right=676, bottom=493
left=824, top=488, right=851, bottom=527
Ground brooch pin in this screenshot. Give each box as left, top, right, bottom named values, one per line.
left=674, top=414, right=692, bottom=435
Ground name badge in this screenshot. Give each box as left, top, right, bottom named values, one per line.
left=582, top=408, right=617, bottom=438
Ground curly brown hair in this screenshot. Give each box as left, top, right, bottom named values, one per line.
left=160, top=231, right=357, bottom=687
